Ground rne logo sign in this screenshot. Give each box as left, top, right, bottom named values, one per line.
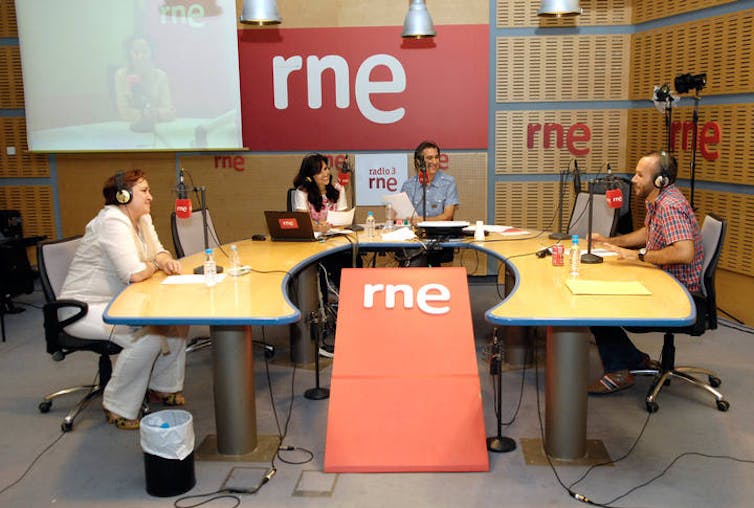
left=273, top=54, right=406, bottom=125
left=238, top=25, right=488, bottom=150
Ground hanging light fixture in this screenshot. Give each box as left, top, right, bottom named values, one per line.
left=537, top=0, right=582, bottom=17
left=239, top=0, right=282, bottom=25
left=401, top=0, right=436, bottom=38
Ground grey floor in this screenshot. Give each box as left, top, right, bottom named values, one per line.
left=1, top=279, right=753, bottom=508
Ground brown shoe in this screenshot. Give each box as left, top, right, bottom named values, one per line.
left=588, top=370, right=635, bottom=395
left=104, top=409, right=140, bottom=430
left=147, top=390, right=186, bottom=406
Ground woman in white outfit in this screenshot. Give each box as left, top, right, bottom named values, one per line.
left=60, top=169, right=187, bottom=430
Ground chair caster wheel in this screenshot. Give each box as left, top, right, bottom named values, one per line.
left=716, top=400, right=730, bottom=412
left=61, top=421, right=73, bottom=432
left=39, top=401, right=52, bottom=413
left=646, top=401, right=659, bottom=413
left=709, top=376, right=721, bottom=388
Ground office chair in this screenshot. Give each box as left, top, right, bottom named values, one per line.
left=37, top=236, right=124, bottom=432
left=1, top=210, right=45, bottom=342
left=170, top=207, right=222, bottom=259
left=287, top=188, right=297, bottom=212
left=567, top=191, right=619, bottom=240
left=170, top=209, right=274, bottom=357
left=631, top=214, right=729, bottom=413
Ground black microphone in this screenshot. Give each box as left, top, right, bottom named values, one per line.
left=604, top=163, right=623, bottom=209
left=341, top=154, right=352, bottom=173
left=572, top=160, right=581, bottom=194
left=175, top=171, right=192, bottom=219
left=489, top=336, right=501, bottom=375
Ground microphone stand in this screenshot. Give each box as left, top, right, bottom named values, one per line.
left=304, top=310, right=329, bottom=400
left=689, top=92, right=701, bottom=210
left=549, top=170, right=569, bottom=240
left=581, top=180, right=603, bottom=264
left=420, top=163, right=428, bottom=222
left=191, top=185, right=223, bottom=274
left=487, top=330, right=516, bottom=453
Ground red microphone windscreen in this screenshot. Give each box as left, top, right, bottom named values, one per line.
left=605, top=188, right=623, bottom=209
left=418, top=171, right=428, bottom=185
left=175, top=198, right=192, bottom=219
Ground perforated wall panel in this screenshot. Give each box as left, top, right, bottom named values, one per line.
left=494, top=181, right=569, bottom=232
left=0, top=118, right=49, bottom=177
left=627, top=104, right=754, bottom=186
left=0, top=46, right=24, bottom=109
left=630, top=10, right=754, bottom=99
left=632, top=0, right=737, bottom=24
left=497, top=34, right=630, bottom=102
left=497, top=0, right=630, bottom=28
left=495, top=110, right=628, bottom=174
left=0, top=185, right=56, bottom=241
left=0, top=0, right=18, bottom=37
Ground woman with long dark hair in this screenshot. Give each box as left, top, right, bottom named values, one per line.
left=292, top=153, right=347, bottom=233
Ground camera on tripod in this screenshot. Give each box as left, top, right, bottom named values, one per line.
left=674, top=72, right=707, bottom=94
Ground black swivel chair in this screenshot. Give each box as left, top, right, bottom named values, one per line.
left=37, top=236, right=123, bottom=432
left=631, top=214, right=730, bottom=413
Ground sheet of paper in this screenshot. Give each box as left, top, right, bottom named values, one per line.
left=381, top=227, right=417, bottom=241
left=565, top=279, right=651, bottom=295
left=161, top=274, right=227, bottom=285
left=327, top=208, right=356, bottom=227
left=382, top=192, right=416, bottom=220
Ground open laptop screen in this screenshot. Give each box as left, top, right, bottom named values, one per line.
left=264, top=211, right=318, bottom=242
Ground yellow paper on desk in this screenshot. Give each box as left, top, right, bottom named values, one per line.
left=566, top=279, right=651, bottom=295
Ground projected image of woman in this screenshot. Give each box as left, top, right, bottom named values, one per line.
left=114, top=35, right=176, bottom=132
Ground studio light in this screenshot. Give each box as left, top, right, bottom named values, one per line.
left=239, top=0, right=281, bottom=25
left=537, top=0, right=583, bottom=17
left=401, top=0, right=436, bottom=38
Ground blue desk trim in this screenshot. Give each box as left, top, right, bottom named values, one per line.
left=104, top=236, right=696, bottom=329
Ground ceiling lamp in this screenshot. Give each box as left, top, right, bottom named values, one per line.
left=537, top=0, right=583, bottom=17
left=239, top=0, right=282, bottom=25
left=401, top=0, right=436, bottom=38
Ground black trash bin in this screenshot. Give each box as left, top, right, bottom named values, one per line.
left=140, top=409, right=196, bottom=497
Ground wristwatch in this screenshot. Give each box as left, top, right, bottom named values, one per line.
left=638, top=248, right=647, bottom=262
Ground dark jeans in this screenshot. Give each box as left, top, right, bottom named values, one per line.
left=590, top=326, right=647, bottom=373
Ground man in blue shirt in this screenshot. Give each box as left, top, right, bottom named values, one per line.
left=401, top=140, right=459, bottom=222
left=396, top=141, right=460, bottom=266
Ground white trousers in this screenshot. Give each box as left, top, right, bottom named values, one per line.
left=64, top=302, right=188, bottom=419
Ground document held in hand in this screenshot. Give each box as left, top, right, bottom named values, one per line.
left=382, top=192, right=416, bottom=220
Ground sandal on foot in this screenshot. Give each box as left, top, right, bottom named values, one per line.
left=147, top=390, right=186, bottom=406
left=104, top=409, right=140, bottom=430
left=588, top=370, right=635, bottom=395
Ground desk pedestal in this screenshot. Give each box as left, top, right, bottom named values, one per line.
left=545, top=326, right=589, bottom=460
left=289, top=264, right=319, bottom=364
left=195, top=325, right=278, bottom=461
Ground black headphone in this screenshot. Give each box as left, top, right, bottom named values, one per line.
left=114, top=171, right=132, bottom=204
left=654, top=151, right=673, bottom=189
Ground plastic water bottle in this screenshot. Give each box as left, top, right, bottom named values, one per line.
left=384, top=202, right=394, bottom=231
left=569, top=234, right=581, bottom=278
left=204, top=248, right=217, bottom=287
left=228, top=244, right=241, bottom=276
left=366, top=211, right=376, bottom=239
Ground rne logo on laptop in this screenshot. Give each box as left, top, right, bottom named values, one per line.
left=279, top=218, right=300, bottom=229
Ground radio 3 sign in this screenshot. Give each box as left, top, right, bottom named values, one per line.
left=238, top=25, right=488, bottom=151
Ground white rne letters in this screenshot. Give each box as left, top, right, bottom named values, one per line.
left=272, top=54, right=406, bottom=124
left=363, top=283, right=451, bottom=315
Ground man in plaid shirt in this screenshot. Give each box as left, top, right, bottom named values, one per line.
left=587, top=151, right=703, bottom=395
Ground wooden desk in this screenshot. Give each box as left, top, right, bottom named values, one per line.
left=104, top=231, right=694, bottom=461
left=478, top=236, right=695, bottom=460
